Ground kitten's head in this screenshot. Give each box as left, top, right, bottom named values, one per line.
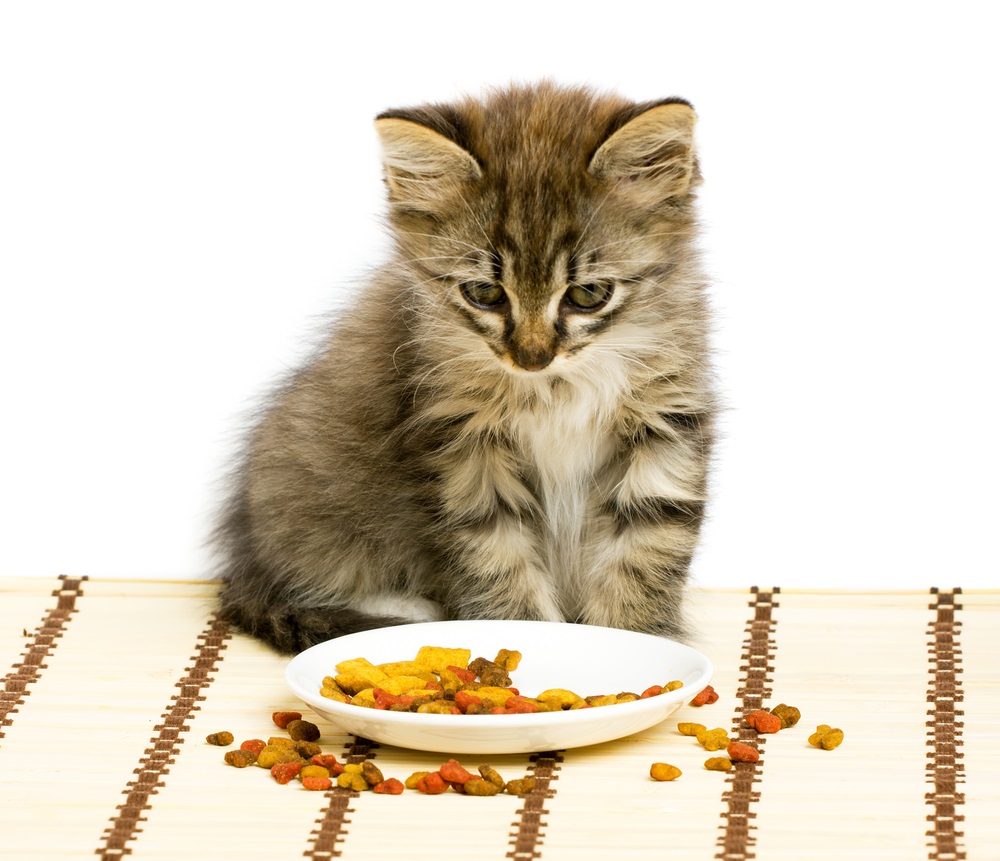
left=375, top=83, right=703, bottom=379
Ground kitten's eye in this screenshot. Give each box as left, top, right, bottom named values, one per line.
left=460, top=282, right=507, bottom=309
left=564, top=282, right=613, bottom=311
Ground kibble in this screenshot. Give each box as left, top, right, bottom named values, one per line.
left=771, top=703, right=801, bottom=729
left=704, top=757, right=733, bottom=772
left=808, top=724, right=844, bottom=750
left=287, top=719, right=320, bottom=742
left=649, top=762, right=682, bottom=781
left=205, top=731, right=234, bottom=746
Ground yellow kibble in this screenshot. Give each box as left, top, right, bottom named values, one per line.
left=704, top=757, right=733, bottom=772
left=404, top=771, right=430, bottom=790
left=663, top=680, right=684, bottom=691
left=808, top=724, right=844, bottom=750
left=696, top=727, right=731, bottom=751
left=337, top=771, right=370, bottom=791
left=300, top=765, right=330, bottom=780
left=649, top=762, right=682, bottom=781
left=677, top=722, right=706, bottom=737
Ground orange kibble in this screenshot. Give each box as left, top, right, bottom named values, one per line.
left=690, top=685, right=719, bottom=706
left=727, top=741, right=760, bottom=763
left=745, top=709, right=782, bottom=734
left=271, top=711, right=302, bottom=729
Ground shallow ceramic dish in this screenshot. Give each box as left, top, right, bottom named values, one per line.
left=285, top=619, right=712, bottom=754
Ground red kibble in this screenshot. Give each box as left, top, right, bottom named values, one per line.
left=488, top=707, right=509, bottom=715
left=373, top=778, right=405, bottom=795
left=439, top=759, right=474, bottom=785
left=240, top=738, right=266, bottom=756
left=302, top=776, right=333, bottom=791
left=727, top=741, right=760, bottom=763
left=745, top=709, right=782, bottom=734
left=311, top=754, right=345, bottom=776
left=504, top=697, right=539, bottom=713
left=270, top=761, right=303, bottom=784
left=424, top=680, right=443, bottom=691
left=454, top=691, right=483, bottom=713
left=415, top=771, right=448, bottom=794
left=690, top=685, right=719, bottom=706
left=640, top=685, right=664, bottom=699
left=446, top=666, right=477, bottom=684
left=272, top=711, right=302, bottom=729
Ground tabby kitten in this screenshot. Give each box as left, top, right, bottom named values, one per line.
left=216, top=82, right=715, bottom=653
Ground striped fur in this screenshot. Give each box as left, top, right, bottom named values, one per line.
left=215, top=82, right=715, bottom=652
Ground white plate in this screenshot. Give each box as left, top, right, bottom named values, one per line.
left=285, top=619, right=712, bottom=754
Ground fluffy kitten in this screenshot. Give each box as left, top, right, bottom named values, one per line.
left=216, top=82, right=715, bottom=653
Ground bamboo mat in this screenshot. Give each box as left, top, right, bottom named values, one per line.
left=1, top=578, right=997, bottom=860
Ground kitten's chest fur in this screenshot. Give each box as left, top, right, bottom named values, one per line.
left=507, top=381, right=618, bottom=592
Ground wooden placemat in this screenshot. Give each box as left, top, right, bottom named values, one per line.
left=1, top=577, right=997, bottom=860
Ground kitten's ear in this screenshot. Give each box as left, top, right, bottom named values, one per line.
left=589, top=101, right=698, bottom=206
left=374, top=115, right=481, bottom=212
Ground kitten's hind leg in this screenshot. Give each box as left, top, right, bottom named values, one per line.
left=218, top=582, right=442, bottom=654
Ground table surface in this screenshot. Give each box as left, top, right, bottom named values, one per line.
left=1, top=577, right=997, bottom=860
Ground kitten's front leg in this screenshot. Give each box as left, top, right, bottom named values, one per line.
left=579, top=423, right=709, bottom=638
left=432, top=435, right=564, bottom=622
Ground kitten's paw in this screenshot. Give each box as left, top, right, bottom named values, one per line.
left=353, top=593, right=446, bottom=624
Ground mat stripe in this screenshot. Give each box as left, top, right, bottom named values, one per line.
left=926, top=588, right=966, bottom=861
left=304, top=735, right=379, bottom=860
left=95, top=615, right=230, bottom=860
left=716, top=586, right=779, bottom=861
left=507, top=751, right=564, bottom=860
left=1, top=575, right=87, bottom=743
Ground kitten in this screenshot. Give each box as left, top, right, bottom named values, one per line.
left=215, top=82, right=715, bottom=653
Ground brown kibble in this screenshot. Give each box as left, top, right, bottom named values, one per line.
left=205, top=731, right=234, bottom=746
left=287, top=719, right=320, bottom=742
left=464, top=777, right=501, bottom=796
left=505, top=777, right=536, bottom=795
left=704, top=756, right=733, bottom=772
left=745, top=709, right=782, bottom=734
left=727, top=741, right=760, bottom=763
left=361, top=761, right=385, bottom=786
left=649, top=762, right=682, bottom=781
left=224, top=749, right=257, bottom=768
left=302, top=776, right=333, bottom=791
left=808, top=724, right=844, bottom=750
left=478, top=765, right=505, bottom=788
left=271, top=711, right=302, bottom=729
left=294, top=741, right=323, bottom=759
left=771, top=703, right=801, bottom=728
left=677, top=722, right=706, bottom=737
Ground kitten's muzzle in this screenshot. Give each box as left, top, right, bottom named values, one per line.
left=509, top=344, right=555, bottom=372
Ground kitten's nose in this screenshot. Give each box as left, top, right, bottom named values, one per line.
left=510, top=345, right=554, bottom=371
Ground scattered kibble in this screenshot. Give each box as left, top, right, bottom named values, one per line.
left=704, top=757, right=733, bottom=772
left=677, top=722, right=706, bottom=737
left=745, top=709, right=782, bottom=734
left=464, top=777, right=501, bottom=796
left=240, top=739, right=266, bottom=756
left=270, top=761, right=302, bottom=785
left=224, top=749, right=257, bottom=768
left=808, top=724, right=844, bottom=750
left=302, top=776, right=333, bottom=791
left=205, top=731, right=234, bottom=746
left=690, top=685, right=719, bottom=706
left=505, top=777, right=536, bottom=795
left=373, top=778, right=405, bottom=795
left=771, top=704, right=801, bottom=729
left=287, top=719, right=320, bottom=742
left=696, top=727, right=731, bottom=751
left=271, top=711, right=302, bottom=729
left=479, top=765, right=505, bottom=788
left=649, top=762, right=682, bottom=781
left=727, top=741, right=760, bottom=763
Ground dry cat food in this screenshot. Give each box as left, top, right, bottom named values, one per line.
left=649, top=762, right=682, bottom=781
left=217, top=715, right=538, bottom=797
left=808, top=724, right=845, bottom=750
left=205, top=731, right=234, bottom=746
left=320, top=645, right=684, bottom=715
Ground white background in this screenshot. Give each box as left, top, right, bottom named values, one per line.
left=2, top=2, right=997, bottom=590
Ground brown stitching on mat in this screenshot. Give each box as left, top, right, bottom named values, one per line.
left=926, top=588, right=966, bottom=861
left=507, top=751, right=564, bottom=860
left=95, top=615, right=230, bottom=860
left=304, top=735, right=379, bottom=860
left=1, top=575, right=87, bottom=743
left=715, top=586, right=779, bottom=861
